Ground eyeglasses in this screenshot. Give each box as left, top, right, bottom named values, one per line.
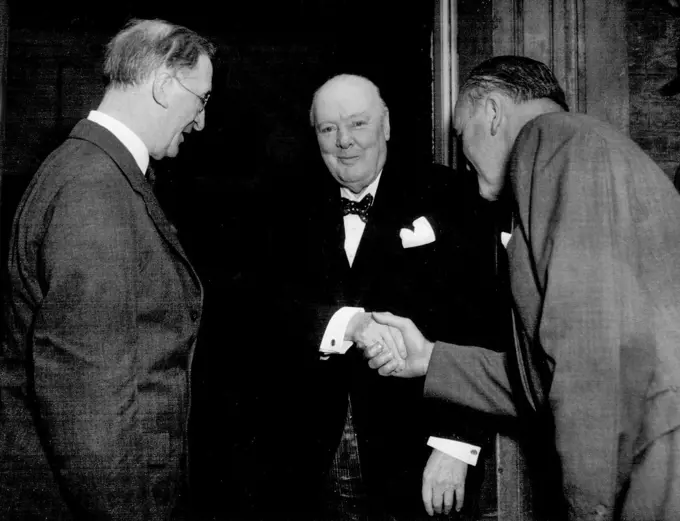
left=174, top=76, right=210, bottom=112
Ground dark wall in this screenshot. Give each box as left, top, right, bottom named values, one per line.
left=456, top=0, right=493, bottom=169
left=458, top=0, right=493, bottom=92
left=628, top=0, right=680, bottom=179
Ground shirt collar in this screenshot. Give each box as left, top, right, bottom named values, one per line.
left=340, top=170, right=383, bottom=202
left=87, top=110, right=150, bottom=175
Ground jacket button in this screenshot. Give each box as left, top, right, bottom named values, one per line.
left=190, top=309, right=199, bottom=322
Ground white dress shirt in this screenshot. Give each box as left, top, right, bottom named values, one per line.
left=340, top=172, right=382, bottom=266
left=319, top=172, right=383, bottom=355
left=87, top=110, right=149, bottom=175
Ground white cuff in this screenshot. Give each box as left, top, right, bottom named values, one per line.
left=319, top=307, right=364, bottom=356
left=427, top=436, right=481, bottom=466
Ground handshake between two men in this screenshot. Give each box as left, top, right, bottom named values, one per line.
left=346, top=310, right=433, bottom=378
left=344, top=310, right=471, bottom=517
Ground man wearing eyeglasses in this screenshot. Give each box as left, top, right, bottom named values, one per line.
left=1, top=18, right=213, bottom=521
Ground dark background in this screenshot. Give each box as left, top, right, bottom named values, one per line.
left=4, top=1, right=680, bottom=518
left=2, top=2, right=437, bottom=517
left=3, top=0, right=436, bottom=279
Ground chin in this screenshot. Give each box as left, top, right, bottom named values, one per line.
left=164, top=144, right=180, bottom=158
left=479, top=181, right=503, bottom=201
left=342, top=177, right=374, bottom=194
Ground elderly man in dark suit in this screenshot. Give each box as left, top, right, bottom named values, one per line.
left=243, top=74, right=510, bottom=521
left=367, top=56, right=680, bottom=521
left=0, top=18, right=213, bottom=520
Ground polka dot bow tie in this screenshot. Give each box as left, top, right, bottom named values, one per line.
left=341, top=194, right=374, bottom=223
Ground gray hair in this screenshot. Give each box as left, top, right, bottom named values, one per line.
left=103, top=18, right=216, bottom=88
left=460, top=56, right=569, bottom=112
left=309, top=74, right=388, bottom=127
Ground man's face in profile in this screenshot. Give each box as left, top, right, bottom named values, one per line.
left=153, top=54, right=213, bottom=160
left=453, top=95, right=506, bottom=200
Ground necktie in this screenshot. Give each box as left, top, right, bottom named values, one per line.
left=146, top=163, right=156, bottom=187
left=341, top=194, right=373, bottom=223
left=144, top=163, right=156, bottom=188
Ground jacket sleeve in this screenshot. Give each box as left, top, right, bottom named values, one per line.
left=424, top=342, right=518, bottom=418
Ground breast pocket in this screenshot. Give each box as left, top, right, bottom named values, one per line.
left=400, top=241, right=439, bottom=271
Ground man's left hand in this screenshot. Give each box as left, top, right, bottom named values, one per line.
left=422, top=448, right=468, bottom=516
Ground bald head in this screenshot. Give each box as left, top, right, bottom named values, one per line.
left=310, top=74, right=387, bottom=127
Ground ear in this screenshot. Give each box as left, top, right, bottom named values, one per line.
left=382, top=109, right=391, bottom=141
left=152, top=69, right=174, bottom=109
left=484, top=94, right=504, bottom=137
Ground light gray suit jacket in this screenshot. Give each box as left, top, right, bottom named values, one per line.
left=425, top=112, right=680, bottom=520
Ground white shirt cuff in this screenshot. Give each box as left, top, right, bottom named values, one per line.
left=319, top=307, right=364, bottom=356
left=427, top=436, right=481, bottom=466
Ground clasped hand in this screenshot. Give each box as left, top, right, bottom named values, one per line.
left=361, top=311, right=435, bottom=378
left=345, top=312, right=406, bottom=373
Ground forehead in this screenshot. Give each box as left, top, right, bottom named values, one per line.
left=315, top=79, right=378, bottom=121
left=182, top=54, right=213, bottom=90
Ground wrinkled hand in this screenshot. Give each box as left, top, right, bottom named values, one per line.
left=363, top=312, right=434, bottom=378
left=422, top=449, right=468, bottom=516
left=346, top=312, right=406, bottom=372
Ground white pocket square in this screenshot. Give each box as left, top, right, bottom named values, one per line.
left=501, top=231, right=512, bottom=249
left=399, top=216, right=436, bottom=249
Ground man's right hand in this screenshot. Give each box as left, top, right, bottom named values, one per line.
left=364, top=312, right=434, bottom=378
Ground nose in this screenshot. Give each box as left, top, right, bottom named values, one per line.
left=335, top=126, right=352, bottom=149
left=193, top=109, right=206, bottom=132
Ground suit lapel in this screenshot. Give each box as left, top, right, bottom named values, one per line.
left=315, top=182, right=352, bottom=276
left=68, top=120, right=203, bottom=291
left=351, top=163, right=408, bottom=278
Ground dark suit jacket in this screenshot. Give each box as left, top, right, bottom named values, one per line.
left=254, top=159, right=509, bottom=518
left=0, top=119, right=203, bottom=520
left=424, top=112, right=680, bottom=520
